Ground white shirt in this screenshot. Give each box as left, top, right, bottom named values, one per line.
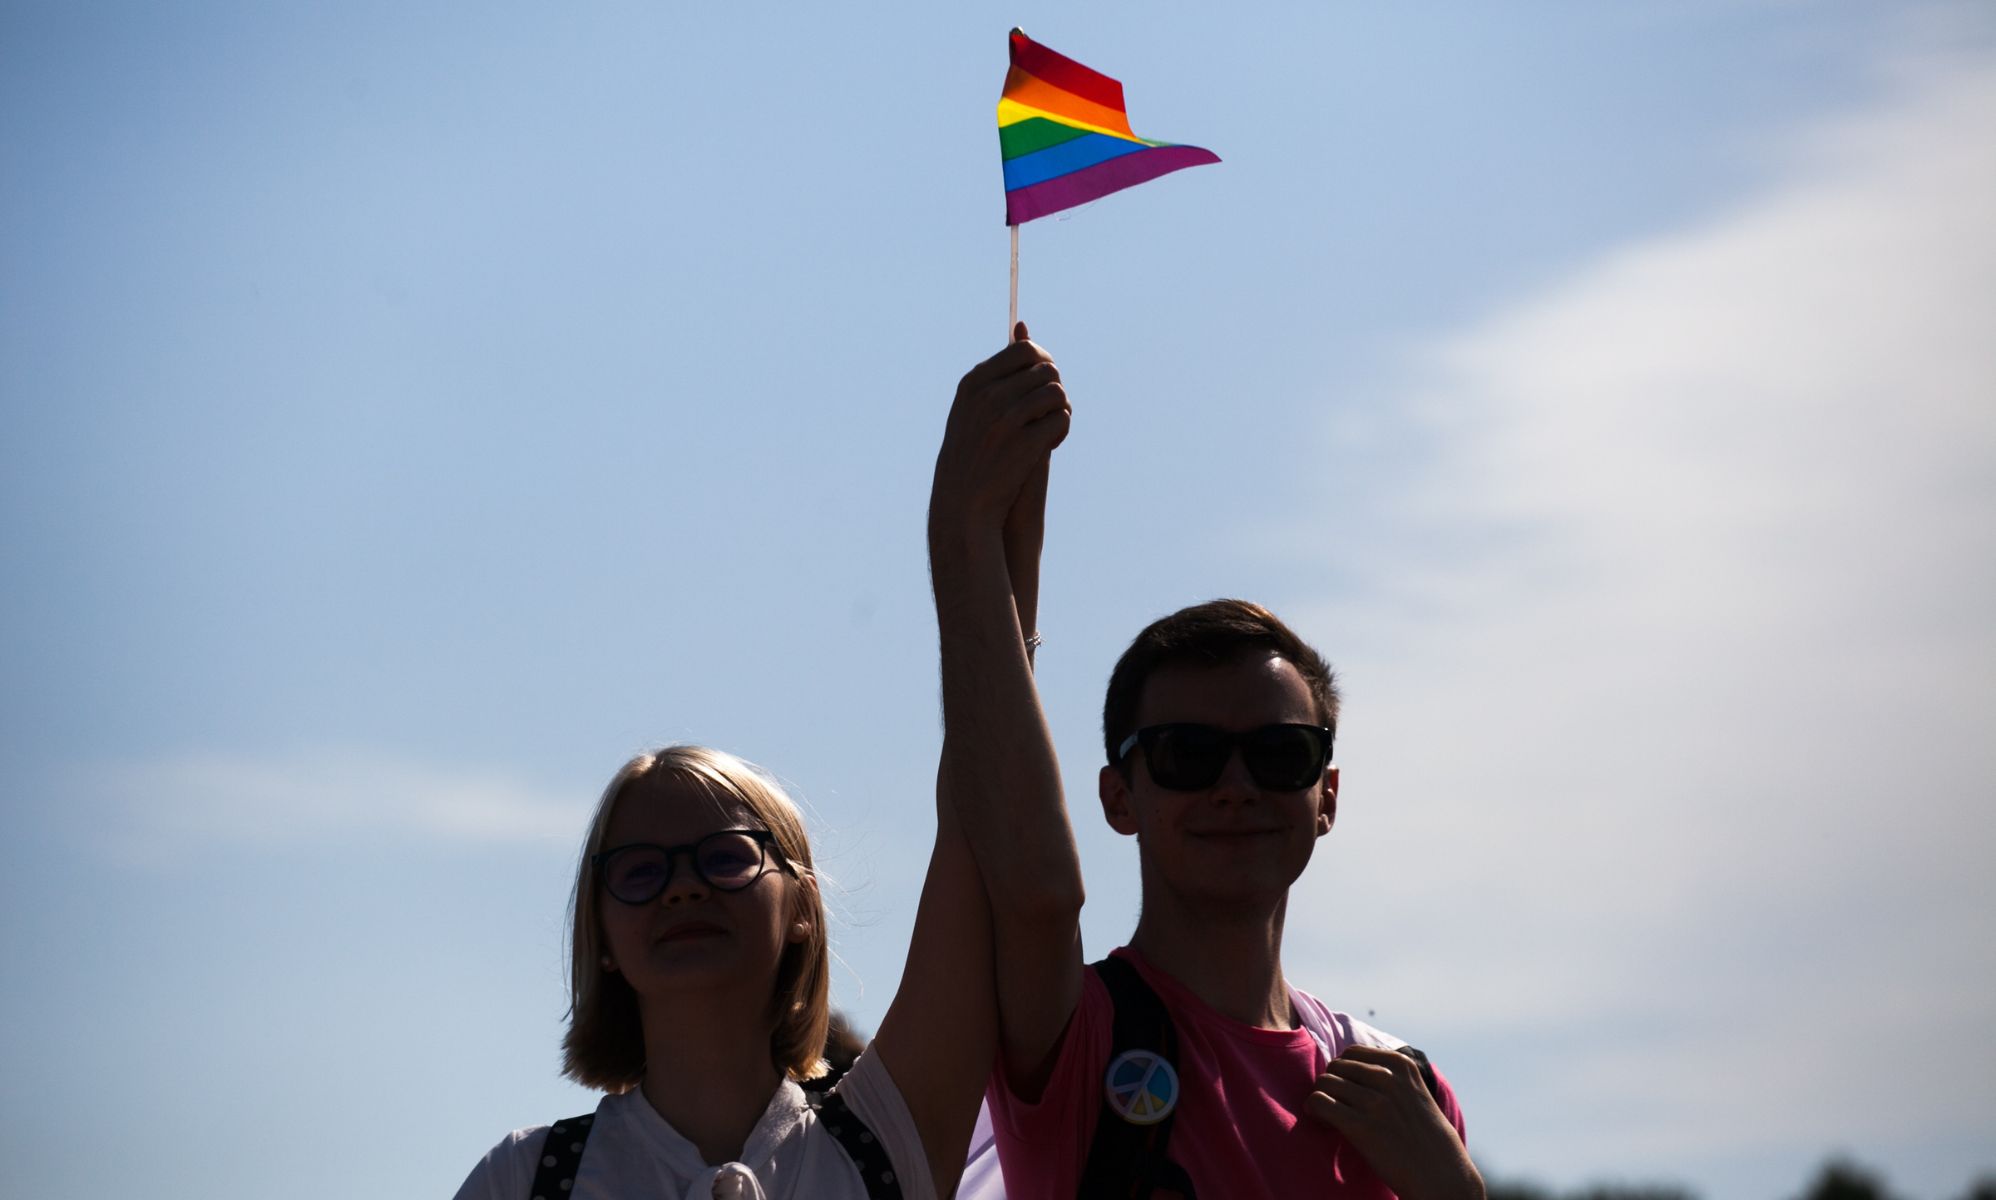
left=453, top=1049, right=934, bottom=1200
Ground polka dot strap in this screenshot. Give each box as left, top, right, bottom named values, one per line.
left=527, top=1112, right=595, bottom=1200
left=803, top=1072, right=906, bottom=1200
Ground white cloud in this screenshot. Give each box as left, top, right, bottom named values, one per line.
left=1290, top=44, right=1996, bottom=1195
left=72, top=747, right=587, bottom=860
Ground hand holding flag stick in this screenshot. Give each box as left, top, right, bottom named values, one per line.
left=998, top=28, right=1220, bottom=334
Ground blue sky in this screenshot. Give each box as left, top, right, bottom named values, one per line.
left=3, top=3, right=1992, bottom=1198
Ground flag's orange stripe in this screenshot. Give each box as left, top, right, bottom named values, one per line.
left=1001, top=69, right=1135, bottom=139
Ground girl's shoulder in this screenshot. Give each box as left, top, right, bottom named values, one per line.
left=451, top=1102, right=610, bottom=1200
left=812, top=1050, right=935, bottom=1200
left=451, top=1122, right=548, bottom=1200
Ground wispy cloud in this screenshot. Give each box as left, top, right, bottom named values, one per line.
left=1291, top=42, right=1996, bottom=1194
left=72, top=747, right=587, bottom=860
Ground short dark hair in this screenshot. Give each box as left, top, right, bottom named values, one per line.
left=1102, top=599, right=1340, bottom=766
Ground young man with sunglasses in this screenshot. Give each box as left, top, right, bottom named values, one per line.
left=930, top=329, right=1481, bottom=1199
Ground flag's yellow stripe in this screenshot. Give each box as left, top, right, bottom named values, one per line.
left=997, top=96, right=1141, bottom=145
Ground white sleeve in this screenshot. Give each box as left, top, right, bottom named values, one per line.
left=1343, top=1015, right=1412, bottom=1051
left=450, top=1126, right=544, bottom=1200
left=833, top=1049, right=938, bottom=1200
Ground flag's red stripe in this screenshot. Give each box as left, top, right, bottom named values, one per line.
left=1004, top=144, right=1220, bottom=225
left=1008, top=29, right=1126, bottom=113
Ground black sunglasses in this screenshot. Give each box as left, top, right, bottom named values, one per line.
left=592, top=829, right=794, bottom=905
left=1116, top=723, right=1335, bottom=792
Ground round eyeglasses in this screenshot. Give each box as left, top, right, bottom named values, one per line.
left=592, top=829, right=794, bottom=905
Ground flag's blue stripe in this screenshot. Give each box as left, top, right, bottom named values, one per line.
left=1001, top=132, right=1148, bottom=192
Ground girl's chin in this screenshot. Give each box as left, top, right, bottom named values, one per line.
left=625, top=949, right=782, bottom=996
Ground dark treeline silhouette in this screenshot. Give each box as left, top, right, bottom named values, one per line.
left=1485, top=1157, right=1995, bottom=1200
left=1486, top=1182, right=1692, bottom=1200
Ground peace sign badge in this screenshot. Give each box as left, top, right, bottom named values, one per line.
left=1104, top=1049, right=1179, bottom=1125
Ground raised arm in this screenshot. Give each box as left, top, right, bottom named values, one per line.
left=927, top=325, right=1086, bottom=1096
left=864, top=326, right=1078, bottom=1194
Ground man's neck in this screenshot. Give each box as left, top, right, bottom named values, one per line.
left=1127, top=891, right=1293, bottom=1029
left=638, top=998, right=786, bottom=1165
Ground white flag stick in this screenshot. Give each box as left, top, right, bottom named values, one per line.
left=1008, top=223, right=1019, bottom=337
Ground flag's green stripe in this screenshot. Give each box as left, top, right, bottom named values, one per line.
left=1000, top=117, right=1094, bottom=161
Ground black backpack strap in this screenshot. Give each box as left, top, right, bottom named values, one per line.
left=1395, top=1044, right=1443, bottom=1103
left=1077, top=956, right=1198, bottom=1200
left=527, top=1112, right=596, bottom=1200
left=803, top=1068, right=907, bottom=1200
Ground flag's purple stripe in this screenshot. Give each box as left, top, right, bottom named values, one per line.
left=1004, top=144, right=1219, bottom=225
left=1002, top=132, right=1147, bottom=191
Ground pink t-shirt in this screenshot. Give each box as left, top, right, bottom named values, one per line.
left=986, top=948, right=1466, bottom=1200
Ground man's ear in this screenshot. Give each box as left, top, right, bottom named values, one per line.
left=1315, top=765, right=1339, bottom=838
left=1099, top=764, right=1141, bottom=837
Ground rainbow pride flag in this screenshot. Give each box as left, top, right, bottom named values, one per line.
left=999, top=29, right=1220, bottom=226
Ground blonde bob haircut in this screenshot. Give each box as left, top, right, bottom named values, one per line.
left=561, top=745, right=831, bottom=1091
